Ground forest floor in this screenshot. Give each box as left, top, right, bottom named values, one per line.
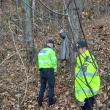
left=0, top=16, right=110, bottom=110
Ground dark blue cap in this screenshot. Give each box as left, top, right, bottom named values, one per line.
left=76, top=40, right=87, bottom=49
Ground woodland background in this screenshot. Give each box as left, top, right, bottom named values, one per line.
left=0, top=0, right=110, bottom=110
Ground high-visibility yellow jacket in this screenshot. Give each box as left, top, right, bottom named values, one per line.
left=38, top=47, right=57, bottom=72
left=75, top=50, right=100, bottom=102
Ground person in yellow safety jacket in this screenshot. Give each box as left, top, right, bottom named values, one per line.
left=37, top=39, right=57, bottom=107
left=75, top=40, right=101, bottom=110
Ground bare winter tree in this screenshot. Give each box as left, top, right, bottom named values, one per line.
left=64, top=0, right=84, bottom=69
left=67, top=0, right=85, bottom=42
left=64, top=0, right=84, bottom=97
left=22, top=0, right=35, bottom=67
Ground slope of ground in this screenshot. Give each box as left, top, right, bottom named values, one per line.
left=0, top=4, right=110, bottom=109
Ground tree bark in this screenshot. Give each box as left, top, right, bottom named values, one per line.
left=22, top=0, right=34, bottom=66
left=32, top=0, right=35, bottom=23
left=65, top=0, right=84, bottom=98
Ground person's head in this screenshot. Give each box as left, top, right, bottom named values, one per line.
left=46, top=39, right=55, bottom=48
left=76, top=40, right=87, bottom=54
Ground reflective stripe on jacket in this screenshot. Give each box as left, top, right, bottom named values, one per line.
left=75, top=50, right=100, bottom=102
left=38, top=48, right=57, bottom=72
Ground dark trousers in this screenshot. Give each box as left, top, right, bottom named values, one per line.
left=81, top=96, right=95, bottom=110
left=38, top=68, right=55, bottom=106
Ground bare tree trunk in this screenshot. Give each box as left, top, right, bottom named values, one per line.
left=22, top=0, right=34, bottom=66
left=64, top=0, right=84, bottom=98
left=68, top=0, right=82, bottom=42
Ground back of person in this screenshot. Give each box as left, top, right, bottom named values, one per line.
left=75, top=40, right=101, bottom=110
left=38, top=47, right=57, bottom=71
left=75, top=50, right=100, bottom=100
left=37, top=39, right=57, bottom=107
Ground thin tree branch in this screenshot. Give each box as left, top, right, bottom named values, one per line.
left=0, top=52, right=16, bottom=66
left=8, top=21, right=29, bottom=105
left=22, top=0, right=67, bottom=16
left=0, top=86, right=17, bottom=100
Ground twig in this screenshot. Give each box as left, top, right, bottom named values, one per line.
left=0, top=86, right=22, bottom=109
left=38, top=0, right=67, bottom=16
left=0, top=86, right=17, bottom=100
left=8, top=21, right=29, bottom=105
left=22, top=0, right=67, bottom=16
left=0, top=52, right=16, bottom=66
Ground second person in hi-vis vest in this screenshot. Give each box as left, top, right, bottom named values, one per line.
left=74, top=40, right=100, bottom=110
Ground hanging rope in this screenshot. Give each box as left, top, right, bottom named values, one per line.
left=21, top=1, right=108, bottom=109
left=38, top=0, right=67, bottom=16
left=73, top=0, right=98, bottom=70
left=64, top=0, right=72, bottom=12
left=62, top=0, right=99, bottom=109
left=72, top=3, right=100, bottom=108
left=21, top=1, right=100, bottom=109
left=2, top=0, right=109, bottom=109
